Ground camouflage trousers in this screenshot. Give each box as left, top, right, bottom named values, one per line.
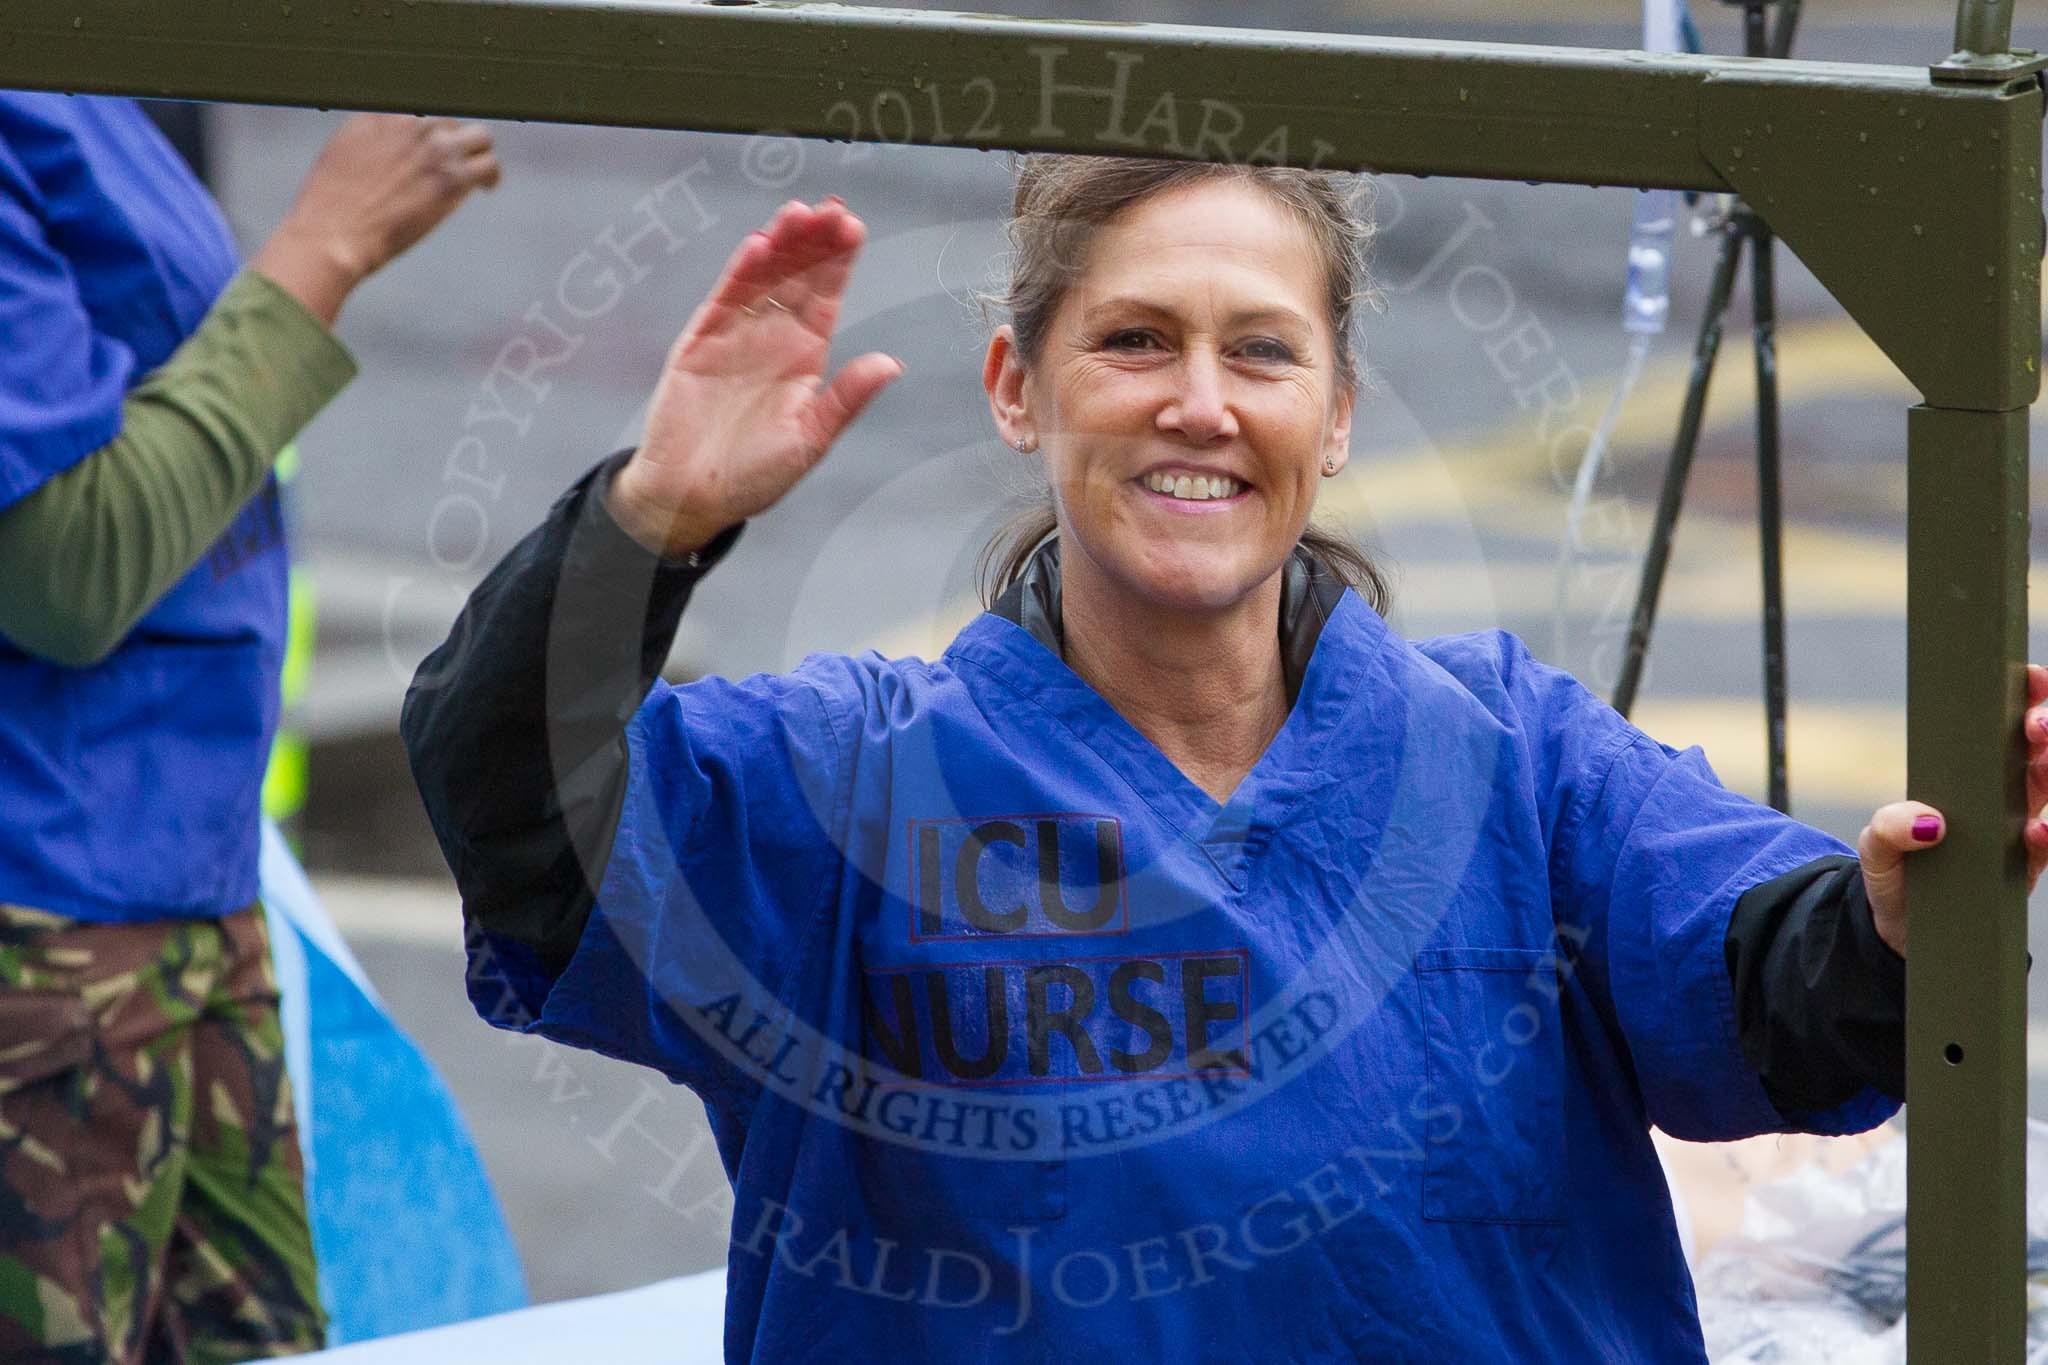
left=0, top=902, right=326, bottom=1364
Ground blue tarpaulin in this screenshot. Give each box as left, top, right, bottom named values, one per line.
left=259, top=820, right=529, bottom=1344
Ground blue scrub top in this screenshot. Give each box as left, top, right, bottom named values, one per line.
left=473, top=593, right=1897, bottom=1362
left=0, top=92, right=287, bottom=920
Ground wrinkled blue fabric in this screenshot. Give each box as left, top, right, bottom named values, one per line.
left=467, top=591, right=1895, bottom=1363
left=0, top=93, right=285, bottom=919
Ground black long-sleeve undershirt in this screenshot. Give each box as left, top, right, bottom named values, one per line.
left=400, top=450, right=1907, bottom=1123
left=400, top=448, right=742, bottom=977
left=1725, top=854, right=1904, bottom=1110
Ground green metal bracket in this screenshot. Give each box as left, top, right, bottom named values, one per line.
left=1929, top=47, right=2048, bottom=84
left=1699, top=71, right=2042, bottom=410
left=0, top=0, right=2036, bottom=1357
left=1932, top=0, right=2043, bottom=82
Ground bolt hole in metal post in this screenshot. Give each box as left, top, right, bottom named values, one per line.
left=1944, top=1043, right=1966, bottom=1066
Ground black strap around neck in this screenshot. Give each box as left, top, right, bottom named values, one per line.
left=987, top=536, right=1346, bottom=706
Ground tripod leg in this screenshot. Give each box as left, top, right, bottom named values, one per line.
left=1769, top=0, right=1804, bottom=59
left=1611, top=219, right=1745, bottom=717
left=1743, top=1, right=1770, bottom=60
left=1751, top=217, right=1790, bottom=814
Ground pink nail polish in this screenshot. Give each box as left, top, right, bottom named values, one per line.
left=1913, top=815, right=1942, bottom=842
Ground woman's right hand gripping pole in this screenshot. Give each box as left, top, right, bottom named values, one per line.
left=605, top=196, right=905, bottom=561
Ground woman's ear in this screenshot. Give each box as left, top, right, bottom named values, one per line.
left=1322, top=383, right=1356, bottom=477
left=983, top=324, right=1035, bottom=451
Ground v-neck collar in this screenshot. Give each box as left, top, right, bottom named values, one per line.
left=947, top=540, right=1388, bottom=892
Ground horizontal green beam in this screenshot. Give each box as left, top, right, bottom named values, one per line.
left=0, top=0, right=1941, bottom=191
left=3, top=0, right=2036, bottom=407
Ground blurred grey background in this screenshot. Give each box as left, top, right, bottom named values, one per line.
left=169, top=0, right=2048, bottom=1305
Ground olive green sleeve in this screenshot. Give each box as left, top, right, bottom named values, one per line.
left=0, top=267, right=358, bottom=668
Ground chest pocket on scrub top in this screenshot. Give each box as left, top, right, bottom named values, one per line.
left=1415, top=947, right=1566, bottom=1225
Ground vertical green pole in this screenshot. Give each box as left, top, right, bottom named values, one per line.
left=1952, top=0, right=2016, bottom=59
left=1905, top=404, right=2031, bottom=1361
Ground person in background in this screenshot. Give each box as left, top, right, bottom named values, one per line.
left=0, top=95, right=498, bottom=1363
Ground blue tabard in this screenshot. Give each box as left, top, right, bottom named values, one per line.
left=0, top=93, right=286, bottom=919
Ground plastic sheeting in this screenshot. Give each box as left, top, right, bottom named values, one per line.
left=1697, top=1120, right=2048, bottom=1362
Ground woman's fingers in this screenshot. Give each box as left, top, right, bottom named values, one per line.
left=730, top=200, right=857, bottom=310
left=2027, top=665, right=2048, bottom=895
left=796, top=351, right=905, bottom=459
left=1863, top=670, right=2048, bottom=908
left=693, top=230, right=778, bottom=333
left=2025, top=664, right=2048, bottom=745
left=1859, top=800, right=1945, bottom=875
left=698, top=199, right=861, bottom=336
left=1857, top=800, right=1944, bottom=955
left=2021, top=666, right=2048, bottom=840
left=443, top=120, right=495, bottom=158
left=463, top=149, right=503, bottom=191
left=780, top=211, right=865, bottom=334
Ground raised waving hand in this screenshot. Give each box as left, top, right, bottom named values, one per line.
left=252, top=113, right=501, bottom=327
left=606, top=196, right=904, bottom=559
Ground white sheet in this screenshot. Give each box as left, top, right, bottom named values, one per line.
left=277, top=1269, right=726, bottom=1363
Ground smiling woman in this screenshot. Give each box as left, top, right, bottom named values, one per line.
left=974, top=157, right=1391, bottom=807
left=975, top=156, right=1389, bottom=626
left=399, top=153, right=2033, bottom=1364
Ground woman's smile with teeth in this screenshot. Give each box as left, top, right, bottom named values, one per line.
left=1142, top=471, right=1244, bottom=501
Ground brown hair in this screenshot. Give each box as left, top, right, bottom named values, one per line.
left=973, top=153, right=1392, bottom=615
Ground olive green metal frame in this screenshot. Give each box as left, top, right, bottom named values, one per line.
left=1, top=0, right=2036, bottom=1354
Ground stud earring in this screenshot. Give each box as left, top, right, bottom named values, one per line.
left=1323, top=458, right=1337, bottom=476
